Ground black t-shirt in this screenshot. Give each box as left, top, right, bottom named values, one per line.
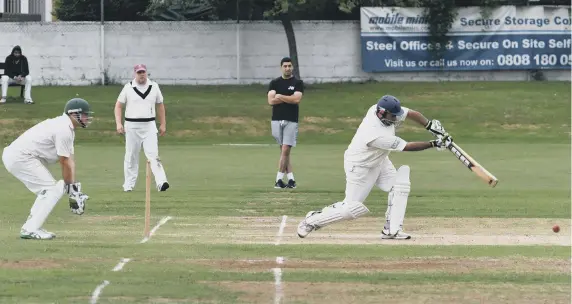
left=268, top=76, right=304, bottom=123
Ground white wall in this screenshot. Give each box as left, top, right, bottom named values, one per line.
left=0, top=20, right=568, bottom=86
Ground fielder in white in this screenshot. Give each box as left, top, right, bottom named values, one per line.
left=2, top=98, right=92, bottom=240
left=114, top=64, right=169, bottom=192
left=297, top=95, right=452, bottom=240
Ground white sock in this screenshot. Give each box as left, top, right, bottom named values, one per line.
left=276, top=172, right=285, bottom=181
left=287, top=172, right=295, bottom=181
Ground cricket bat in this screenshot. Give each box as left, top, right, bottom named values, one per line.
left=447, top=141, right=498, bottom=188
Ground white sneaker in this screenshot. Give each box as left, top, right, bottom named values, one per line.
left=297, top=211, right=318, bottom=238
left=0, top=98, right=6, bottom=104
left=20, top=228, right=56, bottom=240
left=381, top=229, right=412, bottom=240
left=24, top=99, right=34, bottom=104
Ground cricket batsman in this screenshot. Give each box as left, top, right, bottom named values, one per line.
left=297, top=95, right=452, bottom=240
left=2, top=98, right=92, bottom=240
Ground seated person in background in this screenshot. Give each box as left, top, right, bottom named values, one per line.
left=1, top=45, right=33, bottom=104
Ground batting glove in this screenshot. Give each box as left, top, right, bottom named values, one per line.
left=430, top=135, right=453, bottom=151
left=425, top=119, right=447, bottom=137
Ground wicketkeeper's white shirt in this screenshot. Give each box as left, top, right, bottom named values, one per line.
left=344, top=104, right=409, bottom=167
left=117, top=79, right=164, bottom=120
left=4, top=114, right=75, bottom=164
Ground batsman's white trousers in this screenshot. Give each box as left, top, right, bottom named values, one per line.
left=2, top=148, right=57, bottom=195
left=343, top=157, right=397, bottom=203
left=1, top=75, right=32, bottom=100
left=123, top=121, right=168, bottom=190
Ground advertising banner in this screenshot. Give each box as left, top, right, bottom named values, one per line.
left=360, top=6, right=571, bottom=72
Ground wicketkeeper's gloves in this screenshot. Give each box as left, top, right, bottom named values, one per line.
left=65, top=182, right=89, bottom=215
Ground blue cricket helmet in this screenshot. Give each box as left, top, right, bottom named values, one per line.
left=376, top=95, right=404, bottom=116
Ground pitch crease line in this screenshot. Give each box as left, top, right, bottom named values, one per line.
left=91, top=217, right=171, bottom=302
left=140, top=216, right=173, bottom=244
left=112, top=258, right=131, bottom=272
left=275, top=215, right=287, bottom=245
left=90, top=280, right=110, bottom=304
left=273, top=215, right=287, bottom=304
left=273, top=266, right=284, bottom=304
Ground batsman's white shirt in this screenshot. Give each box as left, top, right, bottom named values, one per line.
left=2, top=114, right=74, bottom=194
left=342, top=104, right=409, bottom=203
left=344, top=104, right=409, bottom=168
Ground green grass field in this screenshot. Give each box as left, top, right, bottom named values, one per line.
left=0, top=82, right=570, bottom=304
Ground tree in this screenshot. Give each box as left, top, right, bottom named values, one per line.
left=54, top=0, right=152, bottom=21
left=145, top=0, right=340, bottom=80
left=338, top=0, right=457, bottom=60
left=337, top=0, right=543, bottom=60
left=262, top=0, right=309, bottom=79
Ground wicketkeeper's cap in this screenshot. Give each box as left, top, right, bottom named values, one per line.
left=134, top=64, right=147, bottom=73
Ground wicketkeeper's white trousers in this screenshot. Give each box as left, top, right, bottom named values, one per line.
left=2, top=148, right=57, bottom=195
left=343, top=157, right=397, bottom=203
left=1, top=75, right=32, bottom=100
left=2, top=148, right=62, bottom=232
left=123, top=121, right=168, bottom=190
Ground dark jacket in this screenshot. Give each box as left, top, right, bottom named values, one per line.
left=4, top=46, right=29, bottom=78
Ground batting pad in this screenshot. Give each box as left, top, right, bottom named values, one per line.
left=386, top=165, right=411, bottom=235
left=22, top=180, right=65, bottom=232
left=306, top=201, right=370, bottom=229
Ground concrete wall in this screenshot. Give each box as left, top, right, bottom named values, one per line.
left=0, top=20, right=569, bottom=86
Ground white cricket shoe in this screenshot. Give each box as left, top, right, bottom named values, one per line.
left=20, top=228, right=56, bottom=240
left=297, top=211, right=318, bottom=238
left=24, top=99, right=34, bottom=104
left=381, top=229, right=412, bottom=240
left=0, top=98, right=6, bottom=104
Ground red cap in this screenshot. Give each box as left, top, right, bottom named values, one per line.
left=134, top=64, right=147, bottom=72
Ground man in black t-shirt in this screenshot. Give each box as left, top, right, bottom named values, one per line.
left=267, top=57, right=304, bottom=189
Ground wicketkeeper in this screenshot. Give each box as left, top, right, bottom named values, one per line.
left=297, top=95, right=452, bottom=240
left=2, top=98, right=92, bottom=240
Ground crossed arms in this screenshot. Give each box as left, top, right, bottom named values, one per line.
left=267, top=90, right=303, bottom=105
